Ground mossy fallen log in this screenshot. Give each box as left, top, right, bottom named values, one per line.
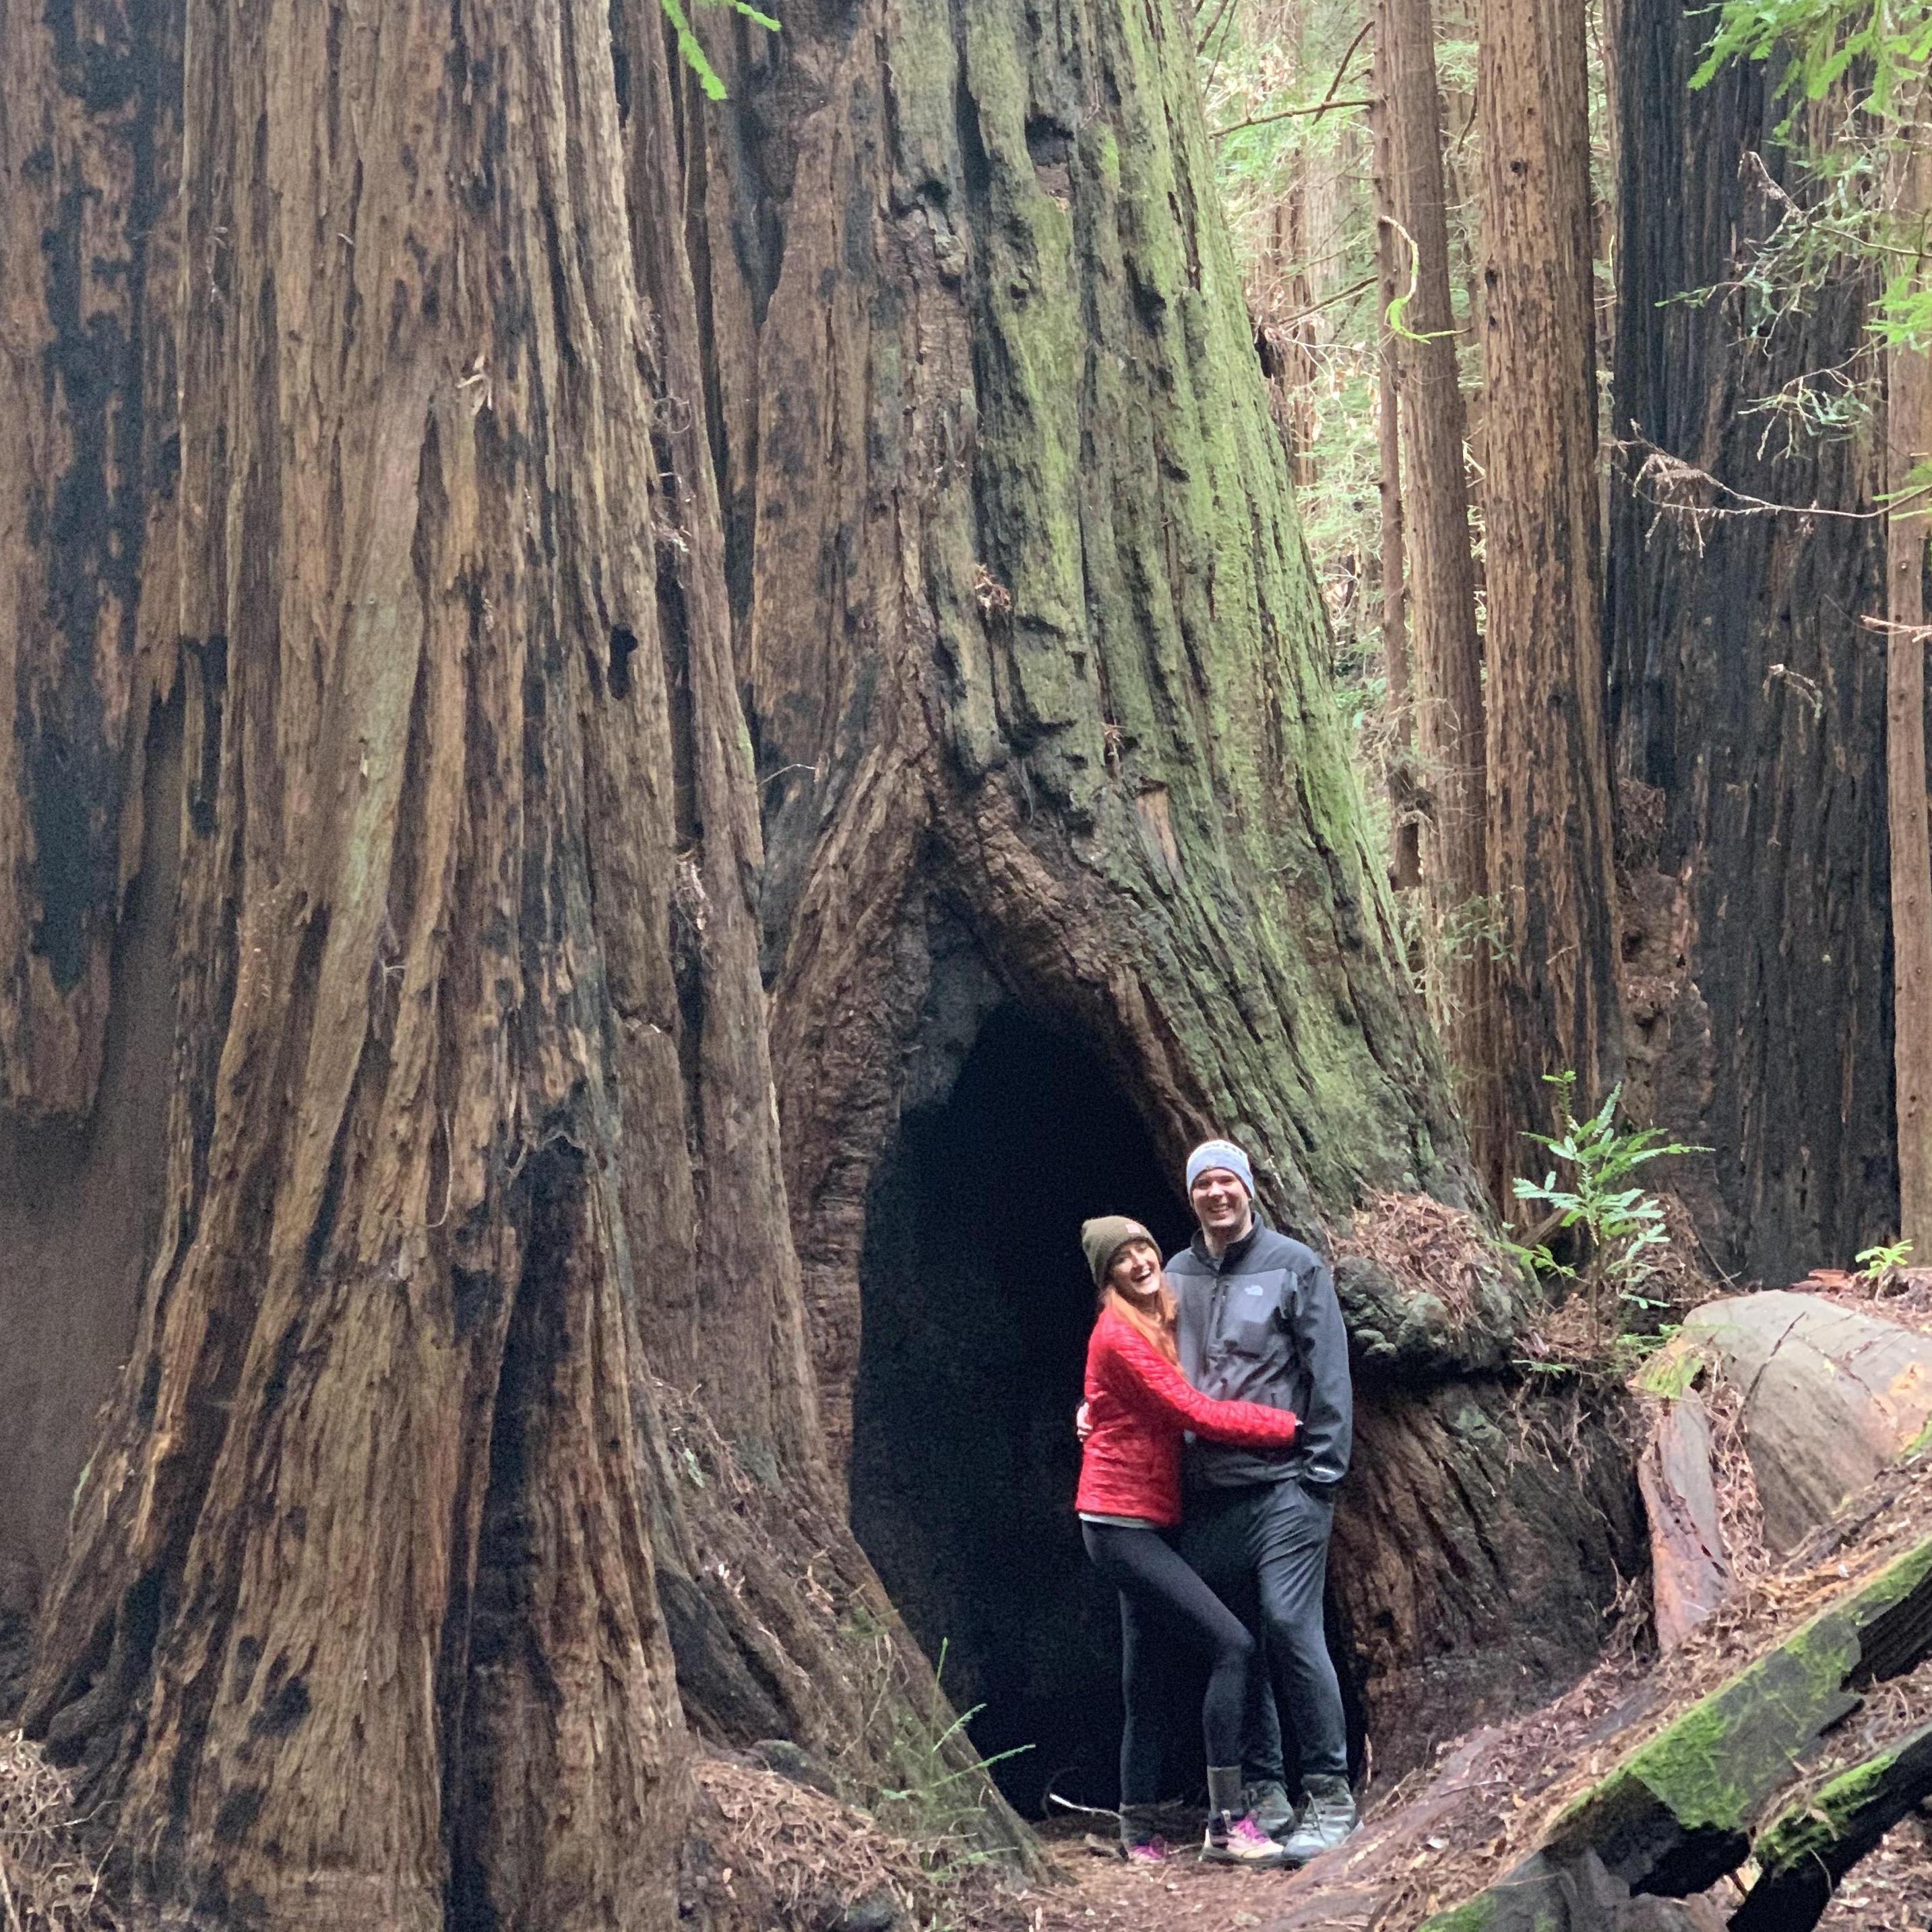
left=1419, top=1537, right=1932, bottom=1929
left=1729, top=1717, right=1932, bottom=1932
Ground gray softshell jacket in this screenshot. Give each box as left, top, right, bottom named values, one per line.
left=1168, top=1218, right=1353, bottom=1492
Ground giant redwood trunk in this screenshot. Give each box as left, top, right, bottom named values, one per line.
left=0, top=0, right=1638, bottom=1921
left=1606, top=0, right=1895, bottom=1276
left=685, top=0, right=1636, bottom=1790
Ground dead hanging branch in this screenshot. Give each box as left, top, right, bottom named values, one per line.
left=1613, top=432, right=1929, bottom=554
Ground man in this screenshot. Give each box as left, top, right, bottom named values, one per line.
left=1166, top=1138, right=1356, bottom=1863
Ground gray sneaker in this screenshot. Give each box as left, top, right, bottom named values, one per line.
left=1279, top=1774, right=1357, bottom=1864
left=1244, top=1778, right=1295, bottom=1838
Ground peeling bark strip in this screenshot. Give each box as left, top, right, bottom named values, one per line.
left=1635, top=1394, right=1728, bottom=1652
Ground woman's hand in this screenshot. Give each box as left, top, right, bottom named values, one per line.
left=1075, top=1400, right=1093, bottom=1443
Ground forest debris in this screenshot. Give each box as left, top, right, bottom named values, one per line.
left=0, top=1730, right=117, bottom=1931
left=685, top=1755, right=1033, bottom=1932
left=1334, top=1193, right=1518, bottom=1377
left=1411, top=1536, right=1932, bottom=1927
left=1342, top=1192, right=1500, bottom=1319
left=1352, top=1452, right=1932, bottom=1929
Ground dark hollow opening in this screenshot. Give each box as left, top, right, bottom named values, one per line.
left=850, top=1007, right=1198, bottom=1815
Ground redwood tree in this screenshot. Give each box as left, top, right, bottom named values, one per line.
left=1379, top=0, right=1501, bottom=1191
left=1606, top=0, right=1894, bottom=1276
left=1478, top=0, right=1624, bottom=1134
left=0, top=0, right=1640, bottom=1921
left=1885, top=84, right=1932, bottom=1251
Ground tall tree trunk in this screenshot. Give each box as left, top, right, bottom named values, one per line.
left=1888, top=82, right=1932, bottom=1250
left=0, top=0, right=1645, bottom=1917
left=1605, top=0, right=1894, bottom=1277
left=8, top=1, right=1025, bottom=1920
left=1371, top=32, right=1423, bottom=896
left=1379, top=0, right=1502, bottom=1192
left=1478, top=0, right=1623, bottom=1137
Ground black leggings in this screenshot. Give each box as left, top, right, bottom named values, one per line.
left=1083, top=1521, right=1255, bottom=1805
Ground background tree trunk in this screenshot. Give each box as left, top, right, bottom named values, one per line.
left=1371, top=32, right=1423, bottom=897
left=1605, top=0, right=1894, bottom=1277
left=0, top=0, right=1645, bottom=1917
left=1380, top=0, right=1501, bottom=1193
left=1886, top=81, right=1932, bottom=1251
left=1478, top=0, right=1623, bottom=1140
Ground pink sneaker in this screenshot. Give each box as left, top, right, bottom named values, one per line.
left=1124, top=1836, right=1173, bottom=1865
left=1201, top=1811, right=1289, bottom=1868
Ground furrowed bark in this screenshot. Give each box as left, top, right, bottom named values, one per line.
left=1478, top=0, right=1623, bottom=1129
left=22, top=2, right=697, bottom=1920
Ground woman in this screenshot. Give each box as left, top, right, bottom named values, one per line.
left=1076, top=1214, right=1299, bottom=1869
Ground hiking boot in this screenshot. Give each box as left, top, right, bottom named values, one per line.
left=1201, top=1811, right=1290, bottom=1868
left=1279, top=1774, right=1357, bottom=1865
left=1244, top=1778, right=1295, bottom=1838
left=1119, top=1805, right=1171, bottom=1864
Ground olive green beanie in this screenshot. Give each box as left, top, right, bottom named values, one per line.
left=1081, top=1215, right=1155, bottom=1287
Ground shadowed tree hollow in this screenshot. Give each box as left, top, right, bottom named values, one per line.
left=0, top=0, right=1638, bottom=1923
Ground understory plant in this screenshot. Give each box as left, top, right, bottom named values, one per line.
left=1505, top=1073, right=1707, bottom=1357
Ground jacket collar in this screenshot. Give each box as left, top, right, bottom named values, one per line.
left=1191, top=1211, right=1265, bottom=1272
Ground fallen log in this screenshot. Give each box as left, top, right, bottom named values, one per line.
left=1680, top=1292, right=1932, bottom=1549
left=1417, top=1536, right=1932, bottom=1929
left=1728, top=1717, right=1932, bottom=1932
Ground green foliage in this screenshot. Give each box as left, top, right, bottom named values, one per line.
left=871, top=1639, right=1034, bottom=1847
left=1692, top=0, right=1932, bottom=117
left=662, top=0, right=780, bottom=103
left=1691, top=0, right=1932, bottom=356
left=1856, top=1235, right=1914, bottom=1280
left=1505, top=1072, right=1708, bottom=1323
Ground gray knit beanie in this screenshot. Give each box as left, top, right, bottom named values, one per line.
left=1186, top=1139, right=1255, bottom=1197
left=1081, top=1215, right=1155, bottom=1288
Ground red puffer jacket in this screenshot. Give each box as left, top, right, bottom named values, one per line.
left=1076, top=1307, right=1300, bottom=1528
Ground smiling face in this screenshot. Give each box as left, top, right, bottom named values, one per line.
left=1189, top=1166, right=1251, bottom=1245
left=1105, top=1237, right=1163, bottom=1298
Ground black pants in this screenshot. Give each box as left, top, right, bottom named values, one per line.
left=1177, top=1478, right=1348, bottom=1782
left=1082, top=1520, right=1254, bottom=1806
